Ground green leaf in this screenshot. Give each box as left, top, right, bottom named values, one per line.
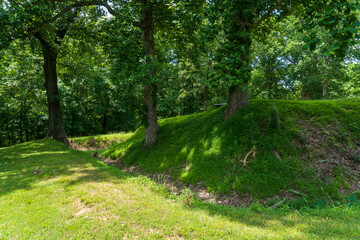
left=345, top=27, right=358, bottom=33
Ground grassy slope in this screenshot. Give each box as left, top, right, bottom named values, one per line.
left=1, top=140, right=360, bottom=239
left=103, top=99, right=360, bottom=203
left=70, top=132, right=134, bottom=150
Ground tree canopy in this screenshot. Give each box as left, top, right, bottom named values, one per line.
left=0, top=0, right=359, bottom=147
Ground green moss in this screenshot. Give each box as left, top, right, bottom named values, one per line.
left=269, top=105, right=280, bottom=130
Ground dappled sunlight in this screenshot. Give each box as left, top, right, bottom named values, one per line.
left=187, top=201, right=360, bottom=239
left=0, top=141, right=47, bottom=159
left=20, top=151, right=68, bottom=158
left=1, top=139, right=360, bottom=238
left=99, top=99, right=360, bottom=203
left=0, top=140, right=129, bottom=198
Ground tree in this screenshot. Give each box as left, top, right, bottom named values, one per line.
left=98, top=0, right=203, bottom=145
left=0, top=40, right=48, bottom=146
left=0, top=0, right=115, bottom=144
left=249, top=15, right=350, bottom=100
left=209, top=0, right=359, bottom=119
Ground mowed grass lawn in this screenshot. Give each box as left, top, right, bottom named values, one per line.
left=1, top=140, right=360, bottom=239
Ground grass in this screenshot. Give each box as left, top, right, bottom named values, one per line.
left=1, top=139, right=360, bottom=239
left=70, top=132, right=134, bottom=150
left=101, top=99, right=360, bottom=202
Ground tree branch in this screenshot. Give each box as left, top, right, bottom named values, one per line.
left=46, top=0, right=118, bottom=16
left=24, top=0, right=118, bottom=38
left=133, top=21, right=143, bottom=28
left=252, top=0, right=289, bottom=29
left=275, top=67, right=299, bottom=99
left=154, top=15, right=164, bottom=24
left=24, top=4, right=74, bottom=38
left=34, top=32, right=55, bottom=53
left=284, top=55, right=302, bottom=65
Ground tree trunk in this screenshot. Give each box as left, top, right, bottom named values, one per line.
left=203, top=85, right=209, bottom=112
left=224, top=6, right=252, bottom=119
left=19, top=101, right=23, bottom=143
left=180, top=98, right=184, bottom=116
left=144, top=83, right=158, bottom=145
left=25, top=128, right=29, bottom=142
left=102, top=97, right=108, bottom=134
left=6, top=105, right=10, bottom=146
left=42, top=46, right=68, bottom=145
left=139, top=0, right=159, bottom=146
left=224, top=48, right=251, bottom=119
left=322, top=78, right=327, bottom=98
left=267, top=79, right=273, bottom=99
left=23, top=101, right=29, bottom=142
left=225, top=86, right=249, bottom=120
left=302, top=84, right=306, bottom=100
left=204, top=53, right=212, bottom=112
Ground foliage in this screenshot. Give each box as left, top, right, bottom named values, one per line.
left=0, top=40, right=47, bottom=146
left=249, top=16, right=351, bottom=100
left=1, top=0, right=359, bottom=146
left=301, top=0, right=360, bottom=57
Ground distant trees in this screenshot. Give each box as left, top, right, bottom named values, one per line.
left=207, top=0, right=359, bottom=118
left=0, top=41, right=47, bottom=146
left=249, top=16, right=349, bottom=100
left=0, top=0, right=115, bottom=144
left=0, top=0, right=358, bottom=147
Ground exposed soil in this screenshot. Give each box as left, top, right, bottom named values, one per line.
left=296, top=119, right=360, bottom=193
left=89, top=153, right=257, bottom=208
left=69, top=139, right=121, bottom=151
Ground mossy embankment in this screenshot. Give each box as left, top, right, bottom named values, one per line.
left=101, top=99, right=360, bottom=205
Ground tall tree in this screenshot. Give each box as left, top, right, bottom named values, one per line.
left=0, top=0, right=115, bottom=144
left=209, top=0, right=359, bottom=119
left=133, top=0, right=159, bottom=145
left=33, top=27, right=70, bottom=144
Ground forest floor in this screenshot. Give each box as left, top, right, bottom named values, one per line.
left=1, top=139, right=360, bottom=239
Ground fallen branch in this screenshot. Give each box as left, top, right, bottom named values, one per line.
left=273, top=150, right=282, bottom=161
left=270, top=199, right=286, bottom=208
left=289, top=189, right=307, bottom=197
left=33, top=167, right=41, bottom=174
left=243, top=148, right=254, bottom=166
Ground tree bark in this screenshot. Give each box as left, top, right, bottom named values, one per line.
left=139, top=0, right=159, bottom=146
left=6, top=105, right=11, bottom=145
left=41, top=44, right=68, bottom=145
left=224, top=5, right=252, bottom=119
left=23, top=101, right=29, bottom=142
left=19, top=101, right=23, bottom=143
left=203, top=85, right=209, bottom=112
left=144, top=83, right=158, bottom=145
left=267, top=79, right=273, bottom=99
left=322, top=78, right=327, bottom=98
left=102, top=96, right=108, bottom=134
left=225, top=85, right=249, bottom=120
left=25, top=128, right=29, bottom=142
left=203, top=53, right=212, bottom=112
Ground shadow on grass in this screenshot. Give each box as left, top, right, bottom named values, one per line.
left=103, top=102, right=305, bottom=198
left=1, top=138, right=360, bottom=239
left=0, top=139, right=130, bottom=197
left=103, top=99, right=360, bottom=200
left=187, top=199, right=360, bottom=238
